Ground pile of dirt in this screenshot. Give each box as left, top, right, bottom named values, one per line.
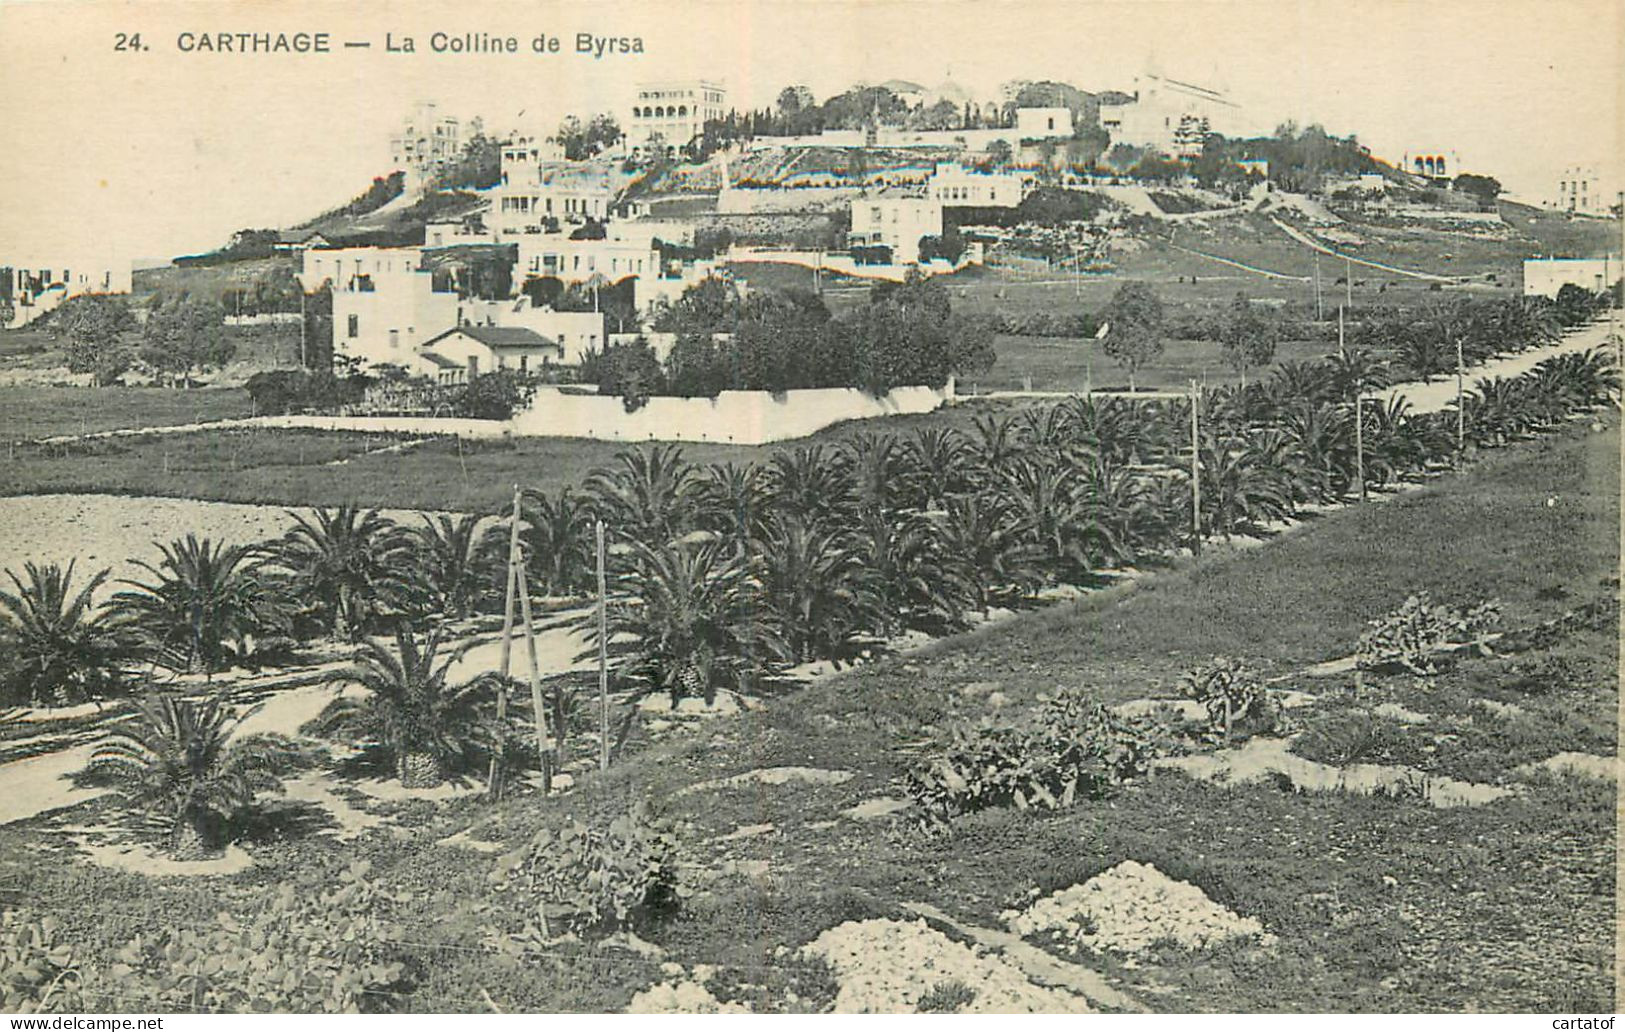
left=1003, top=861, right=1271, bottom=955
left=803, top=918, right=1086, bottom=1013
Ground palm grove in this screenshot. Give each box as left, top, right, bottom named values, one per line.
left=2, top=277, right=1617, bottom=861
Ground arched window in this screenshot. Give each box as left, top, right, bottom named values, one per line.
left=1414, top=157, right=1426, bottom=174
left=1435, top=156, right=1447, bottom=176
left=678, top=105, right=688, bottom=117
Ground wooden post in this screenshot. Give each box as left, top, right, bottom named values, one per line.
left=515, top=563, right=553, bottom=794
left=488, top=485, right=522, bottom=797
left=1314, top=252, right=1323, bottom=322
left=597, top=519, right=610, bottom=772
left=1354, top=383, right=1367, bottom=503
left=1337, top=304, right=1346, bottom=361
left=1345, top=256, right=1353, bottom=311
left=1189, top=380, right=1202, bottom=555
left=1454, top=328, right=1465, bottom=466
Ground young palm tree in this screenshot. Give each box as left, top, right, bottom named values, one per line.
left=406, top=513, right=501, bottom=622
left=851, top=508, right=971, bottom=637
left=584, top=444, right=699, bottom=547
left=766, top=444, right=853, bottom=525
left=1196, top=433, right=1293, bottom=540
left=519, top=488, right=597, bottom=598
left=588, top=540, right=784, bottom=707
left=935, top=493, right=1042, bottom=612
left=902, top=427, right=970, bottom=510
left=1002, top=456, right=1096, bottom=585
left=90, top=695, right=298, bottom=859
left=270, top=506, right=412, bottom=641
left=310, top=629, right=495, bottom=787
left=965, top=413, right=1024, bottom=485
left=693, top=462, right=774, bottom=550
left=756, top=516, right=873, bottom=663
left=843, top=432, right=909, bottom=514
left=110, top=535, right=284, bottom=675
left=0, top=561, right=126, bottom=708
left=1279, top=401, right=1357, bottom=504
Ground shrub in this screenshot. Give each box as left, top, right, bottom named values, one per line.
left=0, top=914, right=89, bottom=1013
left=1179, top=656, right=1276, bottom=739
left=490, top=805, right=684, bottom=938
left=100, top=860, right=409, bottom=1012
left=916, top=979, right=978, bottom=1013
left=454, top=370, right=535, bottom=420
left=904, top=689, right=1155, bottom=825
left=1356, top=593, right=1500, bottom=675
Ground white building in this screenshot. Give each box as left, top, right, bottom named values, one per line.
left=493, top=164, right=614, bottom=236
left=2, top=257, right=133, bottom=329
left=514, top=237, right=660, bottom=287
left=1015, top=107, right=1073, bottom=140
left=628, top=80, right=727, bottom=151
left=927, top=162, right=1026, bottom=208
left=1100, top=75, right=1239, bottom=156
left=849, top=196, right=944, bottom=264
left=298, top=246, right=423, bottom=294
left=416, top=325, right=565, bottom=382
left=1402, top=151, right=1458, bottom=180
left=1553, top=166, right=1620, bottom=216
left=390, top=102, right=462, bottom=189
left=1523, top=256, right=1621, bottom=298
left=457, top=300, right=608, bottom=363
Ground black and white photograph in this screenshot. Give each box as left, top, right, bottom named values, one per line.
left=0, top=0, right=1620, bottom=1017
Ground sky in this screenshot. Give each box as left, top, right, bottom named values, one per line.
left=0, top=0, right=1620, bottom=263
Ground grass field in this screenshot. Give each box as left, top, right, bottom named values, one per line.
left=0, top=386, right=255, bottom=441
left=3, top=409, right=1614, bottom=1012
left=0, top=400, right=1052, bottom=512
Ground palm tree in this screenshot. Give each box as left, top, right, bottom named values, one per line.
left=902, top=427, right=970, bottom=510
left=1279, top=401, right=1357, bottom=504
left=766, top=445, right=853, bottom=524
left=852, top=508, right=971, bottom=637
left=965, top=413, right=1024, bottom=484
left=1196, top=433, right=1293, bottom=539
left=270, top=506, right=412, bottom=641
left=110, top=536, right=284, bottom=675
left=756, top=516, right=873, bottom=663
left=584, top=444, right=699, bottom=547
left=693, top=462, right=774, bottom=550
left=406, top=513, right=501, bottom=622
left=843, top=432, right=909, bottom=514
left=519, top=488, right=596, bottom=598
left=90, top=695, right=298, bottom=859
left=588, top=540, right=784, bottom=707
left=1003, top=457, right=1096, bottom=584
left=935, top=494, right=1042, bottom=612
left=0, top=561, right=126, bottom=708
left=310, top=629, right=495, bottom=787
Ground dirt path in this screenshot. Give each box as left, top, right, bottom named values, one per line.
left=1372, top=318, right=1620, bottom=414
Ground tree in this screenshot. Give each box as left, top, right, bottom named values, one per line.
left=1217, top=293, right=1279, bottom=386
left=90, top=695, right=298, bottom=859
left=405, top=514, right=501, bottom=622
left=56, top=295, right=136, bottom=385
left=110, top=536, right=285, bottom=674
left=756, top=516, right=872, bottom=663
left=585, top=444, right=699, bottom=548
left=269, top=507, right=412, bottom=642
left=139, top=295, right=233, bottom=388
left=986, top=140, right=1014, bottom=168
left=1453, top=173, right=1502, bottom=207
left=776, top=85, right=815, bottom=116
left=311, top=630, right=496, bottom=787
left=1100, top=282, right=1166, bottom=391
left=0, top=561, right=126, bottom=708
left=588, top=540, right=783, bottom=707
left=520, top=489, right=596, bottom=598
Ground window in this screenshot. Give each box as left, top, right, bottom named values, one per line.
left=347, top=314, right=359, bottom=338
left=389, top=329, right=399, bottom=349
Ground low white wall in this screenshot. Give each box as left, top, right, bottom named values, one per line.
left=254, top=382, right=953, bottom=445
left=727, top=247, right=975, bottom=282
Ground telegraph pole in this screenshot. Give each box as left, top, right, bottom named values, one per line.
left=1314, top=252, right=1324, bottom=322
left=1454, top=326, right=1466, bottom=466
left=1354, top=381, right=1366, bottom=503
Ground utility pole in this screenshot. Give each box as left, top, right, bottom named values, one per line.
left=596, top=519, right=610, bottom=772
left=1189, top=380, right=1202, bottom=555
left=1345, top=256, right=1353, bottom=311
left=515, top=563, right=552, bottom=794
left=1338, top=304, right=1346, bottom=361
left=299, top=290, right=307, bottom=369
